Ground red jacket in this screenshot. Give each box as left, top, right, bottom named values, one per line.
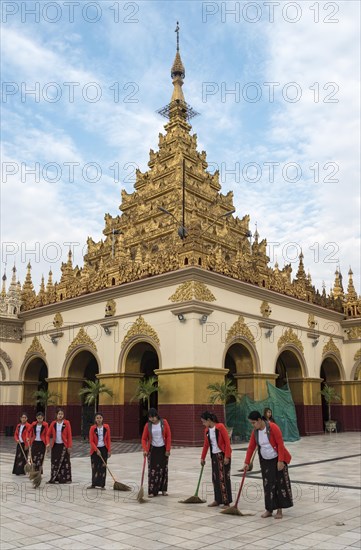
left=14, top=422, right=31, bottom=446
left=201, top=423, right=232, bottom=460
left=28, top=421, right=49, bottom=445
left=47, top=420, right=72, bottom=448
left=245, top=421, right=291, bottom=464
left=89, top=424, right=111, bottom=454
left=142, top=419, right=171, bottom=453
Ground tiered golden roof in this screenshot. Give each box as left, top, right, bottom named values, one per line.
left=15, top=29, right=360, bottom=317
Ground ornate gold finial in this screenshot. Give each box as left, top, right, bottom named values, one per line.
left=175, top=21, right=180, bottom=52
left=66, top=327, right=97, bottom=357
left=322, top=337, right=341, bottom=359
left=122, top=315, right=160, bottom=348
left=278, top=328, right=304, bottom=353
left=308, top=313, right=317, bottom=329
left=25, top=336, right=46, bottom=358
left=169, top=281, right=216, bottom=303
left=260, top=301, right=272, bottom=318
left=226, top=316, right=255, bottom=344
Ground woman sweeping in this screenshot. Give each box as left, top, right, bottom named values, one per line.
left=46, top=409, right=72, bottom=484
left=12, top=413, right=31, bottom=475
left=141, top=408, right=171, bottom=497
left=200, top=411, right=232, bottom=509
left=88, top=413, right=111, bottom=489
left=242, top=410, right=293, bottom=519
left=28, top=412, right=48, bottom=472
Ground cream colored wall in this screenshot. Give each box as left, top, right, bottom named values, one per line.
left=1, top=276, right=358, bottom=403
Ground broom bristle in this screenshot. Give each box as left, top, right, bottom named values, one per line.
left=179, top=496, right=206, bottom=504
left=137, top=486, right=146, bottom=503
left=113, top=481, right=131, bottom=491
left=32, top=472, right=42, bottom=488
left=220, top=506, right=255, bottom=516
left=24, top=463, right=32, bottom=474
left=29, top=470, right=38, bottom=480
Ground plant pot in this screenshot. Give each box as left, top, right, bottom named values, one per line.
left=325, top=420, right=337, bottom=433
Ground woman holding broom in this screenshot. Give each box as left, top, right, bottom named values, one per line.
left=141, top=408, right=171, bottom=497
left=28, top=412, right=48, bottom=473
left=242, top=410, right=293, bottom=519
left=46, top=409, right=72, bottom=484
left=88, top=412, right=111, bottom=489
left=200, top=411, right=232, bottom=509
left=12, top=413, right=31, bottom=475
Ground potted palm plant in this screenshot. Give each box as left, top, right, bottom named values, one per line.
left=79, top=380, right=114, bottom=415
left=207, top=379, right=240, bottom=439
left=132, top=376, right=160, bottom=409
left=320, top=384, right=342, bottom=433
left=32, top=389, right=61, bottom=420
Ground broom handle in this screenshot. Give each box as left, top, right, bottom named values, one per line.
left=194, top=464, right=204, bottom=497
left=99, top=452, right=117, bottom=483
left=235, top=448, right=257, bottom=507
left=19, top=441, right=28, bottom=462
left=140, top=455, right=147, bottom=487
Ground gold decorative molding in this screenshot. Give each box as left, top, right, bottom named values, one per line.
left=122, top=315, right=160, bottom=348
left=226, top=316, right=255, bottom=345
left=105, top=299, right=116, bottom=317
left=25, top=336, right=46, bottom=358
left=260, top=300, right=272, bottom=318
left=66, top=327, right=97, bottom=357
left=322, top=337, right=341, bottom=359
left=53, top=312, right=63, bottom=328
left=348, top=326, right=361, bottom=340
left=277, top=328, right=304, bottom=353
left=169, top=281, right=216, bottom=303
left=354, top=349, right=361, bottom=362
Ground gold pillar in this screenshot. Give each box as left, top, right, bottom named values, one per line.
left=46, top=377, right=67, bottom=405
left=234, top=373, right=278, bottom=401
left=332, top=381, right=361, bottom=406
left=97, top=372, right=143, bottom=405
left=22, top=381, right=39, bottom=405
left=154, top=367, right=227, bottom=405
left=288, top=377, right=323, bottom=405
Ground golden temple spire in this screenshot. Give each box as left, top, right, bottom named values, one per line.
left=170, top=21, right=185, bottom=104
left=332, top=267, right=344, bottom=300
left=1, top=268, right=6, bottom=298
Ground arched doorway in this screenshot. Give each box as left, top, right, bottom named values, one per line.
left=124, top=342, right=159, bottom=437
left=224, top=342, right=254, bottom=397
left=275, top=349, right=303, bottom=392
left=320, top=356, right=342, bottom=427
left=67, top=350, right=99, bottom=437
left=23, top=357, right=48, bottom=411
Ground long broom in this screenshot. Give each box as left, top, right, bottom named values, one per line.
left=136, top=455, right=147, bottom=503
left=179, top=464, right=206, bottom=504
left=99, top=453, right=131, bottom=491
left=221, top=449, right=257, bottom=516
left=19, top=443, right=34, bottom=475
left=29, top=446, right=47, bottom=488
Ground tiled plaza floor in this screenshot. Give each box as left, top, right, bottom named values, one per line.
left=1, top=433, right=360, bottom=550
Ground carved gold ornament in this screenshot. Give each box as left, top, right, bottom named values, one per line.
left=226, top=316, right=255, bottom=344
left=348, top=326, right=361, bottom=340
left=25, top=336, right=46, bottom=358
left=169, top=281, right=216, bottom=302
left=260, top=301, right=272, bottom=318
left=66, top=327, right=97, bottom=357
left=105, top=299, right=116, bottom=317
left=122, top=315, right=160, bottom=348
left=53, top=312, right=63, bottom=328
left=277, top=328, right=304, bottom=353
left=354, top=349, right=361, bottom=362
left=308, top=313, right=316, bottom=329
left=322, top=337, right=341, bottom=359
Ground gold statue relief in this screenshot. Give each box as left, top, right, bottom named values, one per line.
left=53, top=312, right=63, bottom=328
left=260, top=301, right=272, bottom=318
left=105, top=299, right=116, bottom=317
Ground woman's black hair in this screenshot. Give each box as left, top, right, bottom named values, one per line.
left=248, top=410, right=262, bottom=421
left=56, top=408, right=64, bottom=415
left=200, top=411, right=219, bottom=423
left=20, top=412, right=28, bottom=419
left=147, top=408, right=160, bottom=419
left=36, top=411, right=45, bottom=417
left=94, top=412, right=103, bottom=421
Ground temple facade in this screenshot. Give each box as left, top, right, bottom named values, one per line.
left=1, top=35, right=360, bottom=444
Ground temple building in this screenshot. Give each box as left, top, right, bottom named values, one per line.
left=1, top=31, right=360, bottom=444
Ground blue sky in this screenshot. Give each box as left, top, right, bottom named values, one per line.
left=1, top=0, right=360, bottom=295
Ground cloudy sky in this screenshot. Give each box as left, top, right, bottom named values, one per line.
left=1, top=0, right=360, bottom=295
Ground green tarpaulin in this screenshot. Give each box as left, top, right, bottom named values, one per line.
left=226, top=381, right=300, bottom=442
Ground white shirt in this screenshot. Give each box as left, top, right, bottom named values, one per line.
left=97, top=426, right=105, bottom=447
left=55, top=422, right=64, bottom=444
left=209, top=427, right=222, bottom=454
left=258, top=427, right=278, bottom=460
left=19, top=424, right=26, bottom=443
left=151, top=422, right=165, bottom=447
left=35, top=424, right=42, bottom=441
